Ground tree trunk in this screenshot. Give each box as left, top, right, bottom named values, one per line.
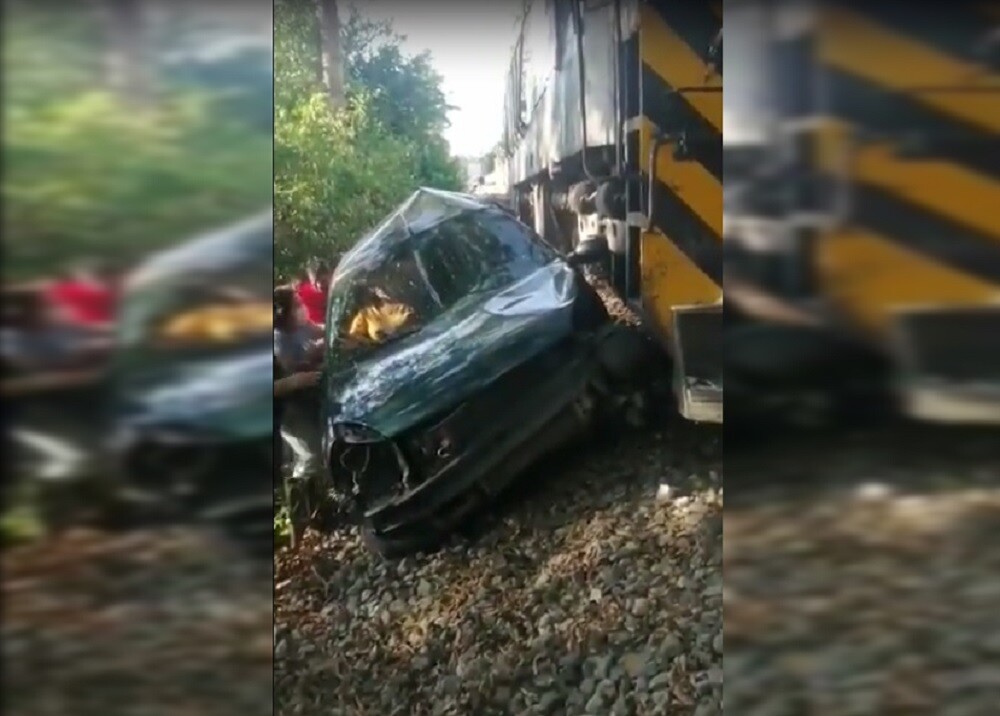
left=100, top=0, right=156, bottom=107
left=315, top=0, right=346, bottom=110
left=313, top=4, right=325, bottom=88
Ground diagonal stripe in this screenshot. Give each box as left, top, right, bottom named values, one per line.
left=644, top=0, right=720, bottom=69
left=641, top=231, right=722, bottom=339
left=640, top=4, right=721, bottom=132
left=646, top=171, right=723, bottom=286
left=637, top=117, right=721, bottom=238
left=816, top=226, right=1000, bottom=333
left=641, top=67, right=721, bottom=181
left=831, top=0, right=995, bottom=67
left=837, top=179, right=1000, bottom=286
left=818, top=6, right=1000, bottom=133
left=812, top=121, right=1000, bottom=241
left=823, top=67, right=1000, bottom=181
left=849, top=151, right=1000, bottom=242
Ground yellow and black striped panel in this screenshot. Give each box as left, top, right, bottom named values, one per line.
left=809, top=1, right=1000, bottom=336
left=635, top=0, right=722, bottom=341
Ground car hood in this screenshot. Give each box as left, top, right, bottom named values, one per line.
left=326, top=262, right=580, bottom=438
left=115, top=348, right=273, bottom=440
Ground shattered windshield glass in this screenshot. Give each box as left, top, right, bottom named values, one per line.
left=325, top=189, right=559, bottom=371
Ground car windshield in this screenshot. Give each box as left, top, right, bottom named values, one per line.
left=117, top=213, right=274, bottom=367
left=325, top=189, right=558, bottom=371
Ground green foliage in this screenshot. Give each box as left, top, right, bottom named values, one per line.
left=274, top=92, right=416, bottom=276
left=4, top=92, right=271, bottom=279
left=1, top=501, right=43, bottom=546
left=2, top=1, right=106, bottom=111
left=273, top=0, right=464, bottom=279
left=164, top=47, right=274, bottom=133
left=2, top=4, right=273, bottom=281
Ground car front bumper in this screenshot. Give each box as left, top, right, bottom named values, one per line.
left=109, top=422, right=274, bottom=521
left=358, top=351, right=599, bottom=538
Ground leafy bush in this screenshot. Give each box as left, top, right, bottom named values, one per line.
left=2, top=4, right=273, bottom=281
left=3, top=91, right=272, bottom=280
left=274, top=91, right=417, bottom=277
left=273, top=0, right=463, bottom=280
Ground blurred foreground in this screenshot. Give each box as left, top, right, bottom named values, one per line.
left=724, top=2, right=1000, bottom=712
left=726, top=423, right=1000, bottom=714
left=2, top=2, right=274, bottom=714
left=3, top=1, right=272, bottom=537
left=3, top=527, right=273, bottom=716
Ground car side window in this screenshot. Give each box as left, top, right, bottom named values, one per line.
left=479, top=210, right=559, bottom=267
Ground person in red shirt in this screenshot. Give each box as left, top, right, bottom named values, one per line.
left=45, top=262, right=116, bottom=330
left=293, top=259, right=330, bottom=328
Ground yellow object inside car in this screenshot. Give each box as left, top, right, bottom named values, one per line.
left=160, top=302, right=272, bottom=343
left=347, top=302, right=415, bottom=343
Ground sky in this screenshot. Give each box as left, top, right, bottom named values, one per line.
left=176, top=1, right=521, bottom=158
left=353, top=1, right=524, bottom=158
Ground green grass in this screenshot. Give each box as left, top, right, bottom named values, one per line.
left=1, top=501, right=45, bottom=546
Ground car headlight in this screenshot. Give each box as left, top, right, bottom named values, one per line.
left=158, top=302, right=271, bottom=345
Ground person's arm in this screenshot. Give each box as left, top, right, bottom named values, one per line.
left=306, top=320, right=324, bottom=338
left=274, top=333, right=300, bottom=374
left=304, top=337, right=325, bottom=364
left=274, top=370, right=321, bottom=397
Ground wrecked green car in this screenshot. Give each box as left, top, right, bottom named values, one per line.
left=321, top=189, right=647, bottom=557
left=109, top=212, right=274, bottom=552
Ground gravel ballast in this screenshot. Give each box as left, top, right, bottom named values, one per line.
left=726, top=424, right=1000, bottom=715
left=275, top=422, right=722, bottom=716
left=2, top=528, right=274, bottom=716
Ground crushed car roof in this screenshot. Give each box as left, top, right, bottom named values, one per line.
left=125, top=210, right=273, bottom=289
left=333, top=188, right=498, bottom=282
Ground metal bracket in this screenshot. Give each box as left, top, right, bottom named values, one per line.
left=624, top=116, right=645, bottom=134
left=626, top=212, right=649, bottom=229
